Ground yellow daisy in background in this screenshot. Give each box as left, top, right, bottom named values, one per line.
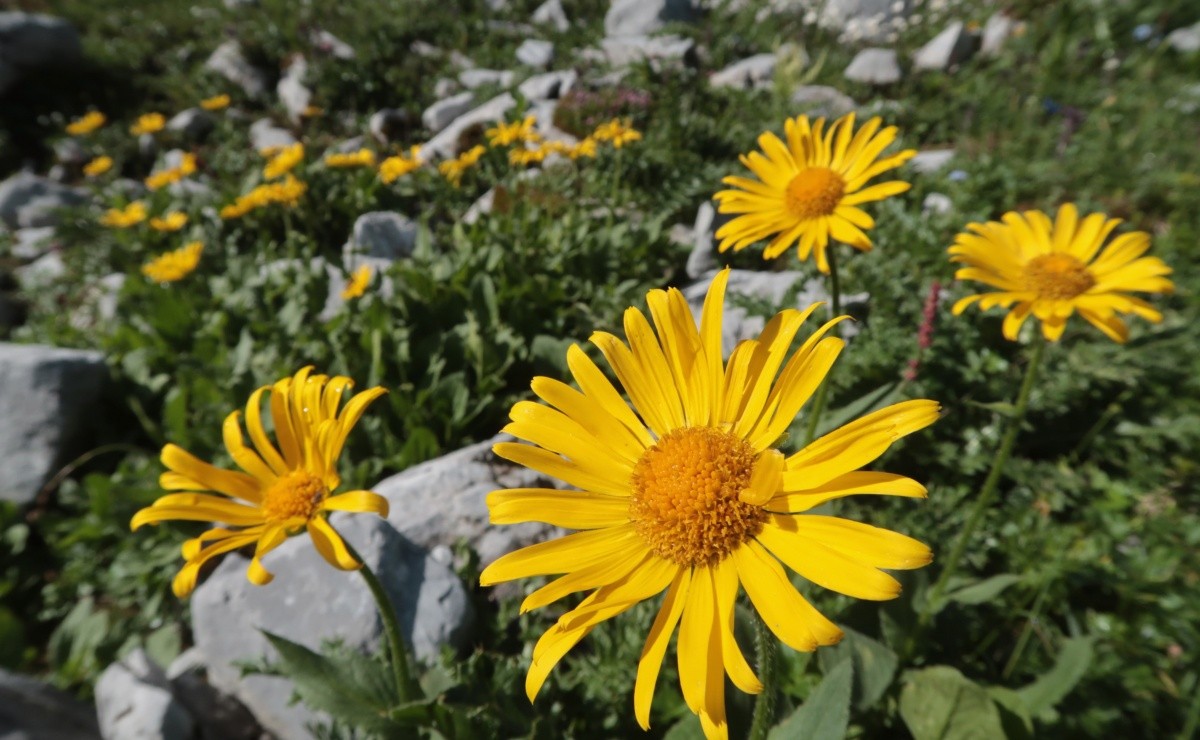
left=200, top=94, right=231, bottom=111
left=487, top=115, right=540, bottom=147
left=83, top=156, right=113, bottom=177
left=130, top=112, right=166, bottom=136
left=67, top=111, right=107, bottom=136
left=341, top=265, right=373, bottom=300
left=438, top=145, right=486, bottom=186
left=263, top=143, right=304, bottom=180
left=131, top=367, right=389, bottom=597
left=713, top=114, right=915, bottom=273
left=949, top=204, right=1174, bottom=342
left=145, top=153, right=198, bottom=191
left=566, top=137, right=598, bottom=160
left=324, top=148, right=377, bottom=168
left=482, top=268, right=938, bottom=739
left=592, top=117, right=642, bottom=148
left=100, top=201, right=148, bottom=228
left=141, top=241, right=203, bottom=283
left=379, top=145, right=423, bottom=184
left=149, top=212, right=189, bottom=232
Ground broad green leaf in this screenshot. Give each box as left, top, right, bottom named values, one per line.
left=1016, top=636, right=1096, bottom=717
left=818, top=626, right=897, bottom=709
left=987, top=686, right=1034, bottom=739
left=663, top=714, right=706, bottom=740
left=899, top=666, right=1006, bottom=740
left=946, top=574, right=1024, bottom=605
left=769, top=658, right=854, bottom=740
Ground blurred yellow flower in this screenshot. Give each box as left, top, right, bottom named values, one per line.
left=83, top=156, right=113, bottom=177
left=324, top=148, right=377, bottom=168
left=378, top=146, right=423, bottom=184
left=438, top=145, right=486, bottom=186
left=141, top=241, right=203, bottom=283
left=566, top=137, right=598, bottom=160
left=949, top=204, right=1175, bottom=342
left=341, top=265, right=373, bottom=300
left=145, top=153, right=198, bottom=191
left=220, top=176, right=308, bottom=219
left=264, top=143, right=304, bottom=180
left=100, top=201, right=148, bottom=228
left=200, top=94, right=231, bottom=111
left=487, top=115, right=540, bottom=147
left=592, top=118, right=642, bottom=148
left=150, top=212, right=189, bottom=232
left=713, top=113, right=915, bottom=273
left=302, top=105, right=325, bottom=118
left=67, top=111, right=107, bottom=136
left=130, top=367, right=389, bottom=597
left=131, top=113, right=166, bottom=136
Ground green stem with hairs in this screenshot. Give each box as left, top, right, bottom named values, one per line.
left=346, top=541, right=418, bottom=705
left=803, top=244, right=842, bottom=446
left=747, top=614, right=780, bottom=740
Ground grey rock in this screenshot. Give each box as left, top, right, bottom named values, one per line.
left=0, top=343, right=107, bottom=504
left=1167, top=21, right=1200, bottom=53
left=685, top=201, right=732, bottom=279
left=204, top=41, right=269, bottom=99
left=601, top=34, right=696, bottom=68
left=810, top=0, right=908, bottom=43
left=69, top=273, right=125, bottom=332
left=95, top=650, right=194, bottom=740
left=248, top=118, right=296, bottom=152
left=910, top=148, right=955, bottom=173
left=0, top=12, right=82, bottom=68
left=912, top=21, right=977, bottom=72
left=423, top=93, right=516, bottom=159
left=0, top=667, right=100, bottom=740
left=922, top=192, right=953, bottom=215
left=166, top=108, right=216, bottom=140
left=277, top=56, right=312, bottom=124
left=422, top=91, right=476, bottom=133
left=516, top=39, right=555, bottom=68
left=137, top=132, right=158, bottom=159
left=709, top=52, right=776, bottom=89
left=165, top=649, right=261, bottom=740
left=410, top=40, right=441, bottom=58
left=463, top=188, right=498, bottom=225
left=11, top=226, right=56, bottom=259
left=54, top=138, right=88, bottom=166
left=16, top=190, right=85, bottom=229
left=191, top=515, right=473, bottom=740
left=604, top=0, right=699, bottom=37
left=310, top=29, right=356, bottom=60
left=518, top=69, right=577, bottom=100
left=459, top=68, right=515, bottom=89
left=532, top=0, right=570, bottom=32
left=14, top=251, right=65, bottom=290
left=449, top=50, right=475, bottom=70
left=368, top=108, right=411, bottom=144
left=980, top=13, right=1015, bottom=57
left=375, top=434, right=558, bottom=565
left=330, top=135, right=366, bottom=154
left=789, top=84, right=858, bottom=118
left=0, top=172, right=84, bottom=230
left=347, top=211, right=418, bottom=261
left=433, top=77, right=459, bottom=98
left=844, top=48, right=902, bottom=85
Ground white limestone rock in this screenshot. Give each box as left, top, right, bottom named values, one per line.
left=518, top=69, right=577, bottom=101
left=204, top=40, right=270, bottom=98
left=95, top=650, right=194, bottom=740
left=532, top=0, right=570, bottom=32
left=459, top=68, right=515, bottom=89
left=277, top=56, right=312, bottom=124
left=912, top=21, right=977, bottom=72
left=790, top=85, right=858, bottom=118
left=844, top=48, right=902, bottom=85
left=516, top=39, right=555, bottom=69
left=709, top=52, right=776, bottom=89
left=422, top=91, right=476, bottom=133
left=604, top=0, right=700, bottom=37
left=422, top=93, right=516, bottom=159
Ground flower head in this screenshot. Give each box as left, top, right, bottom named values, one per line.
left=438, top=145, right=486, bottom=186
left=566, top=137, right=598, bottom=160
left=949, top=204, right=1174, bottom=342
left=131, top=367, right=389, bottom=597
left=487, top=115, right=540, bottom=147
left=220, top=175, right=308, bottom=219
left=263, top=143, right=304, bottom=180
left=142, top=241, right=203, bottom=283
left=83, top=156, right=113, bottom=177
left=341, top=265, right=373, bottom=300
left=145, top=153, right=198, bottom=191
left=100, top=201, right=148, bottom=228
left=131, top=113, right=166, bottom=136
left=201, top=94, right=231, bottom=111
left=150, top=211, right=189, bottom=232
left=713, top=114, right=915, bottom=273
left=324, top=148, right=377, bottom=169
left=482, top=269, right=938, bottom=738
left=379, top=146, right=423, bottom=184
left=592, top=118, right=642, bottom=148
left=67, top=111, right=107, bottom=136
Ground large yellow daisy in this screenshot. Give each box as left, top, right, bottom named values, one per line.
left=949, top=204, right=1174, bottom=342
left=131, top=367, right=389, bottom=598
left=713, top=114, right=915, bottom=273
left=481, top=269, right=938, bottom=739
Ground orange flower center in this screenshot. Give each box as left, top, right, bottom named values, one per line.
left=629, top=426, right=763, bottom=567
left=261, top=470, right=328, bottom=524
left=1024, top=253, right=1095, bottom=300
left=784, top=167, right=845, bottom=220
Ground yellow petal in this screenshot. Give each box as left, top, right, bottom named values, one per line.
left=487, top=488, right=631, bottom=528
left=757, top=517, right=902, bottom=600
left=770, top=471, right=926, bottom=511
left=479, top=525, right=639, bottom=585
left=160, top=444, right=262, bottom=503
left=732, top=540, right=842, bottom=651
left=321, top=490, right=390, bottom=516
left=307, top=517, right=361, bottom=570
left=713, top=559, right=761, bottom=693
left=222, top=411, right=277, bottom=484
left=634, top=567, right=690, bottom=730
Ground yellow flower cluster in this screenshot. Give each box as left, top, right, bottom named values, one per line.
left=66, top=111, right=106, bottom=136
left=263, top=143, right=304, bottom=180
left=341, top=265, right=373, bottom=300
left=200, top=94, right=231, bottom=111
left=83, top=156, right=113, bottom=177
left=145, top=153, right=198, bottom=191
left=150, top=212, right=189, bottom=232
left=486, top=115, right=540, bottom=147
left=220, top=176, right=308, bottom=219
left=324, top=148, right=377, bottom=169
left=131, top=113, right=166, bottom=136
left=100, top=201, right=148, bottom=228
left=378, top=146, right=423, bottom=184
left=510, top=138, right=598, bottom=166
left=142, top=241, right=203, bottom=283
left=438, top=145, right=486, bottom=187
left=592, top=117, right=642, bottom=148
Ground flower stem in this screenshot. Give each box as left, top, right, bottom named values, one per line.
left=803, top=245, right=842, bottom=445
left=918, top=336, right=1045, bottom=632
left=346, top=541, right=418, bottom=705
left=748, top=614, right=780, bottom=740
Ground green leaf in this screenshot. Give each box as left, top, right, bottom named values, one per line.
left=899, top=666, right=1006, bottom=740
left=946, top=574, right=1024, bottom=606
left=817, top=626, right=897, bottom=710
left=1015, top=636, right=1096, bottom=718
left=769, top=658, right=854, bottom=740
left=965, top=400, right=1019, bottom=418
left=663, top=714, right=706, bottom=740
left=987, top=686, right=1034, bottom=739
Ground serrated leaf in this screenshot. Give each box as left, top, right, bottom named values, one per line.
left=1015, top=636, right=1095, bottom=717
left=946, top=574, right=1024, bottom=606
left=818, top=626, right=897, bottom=710
left=899, top=666, right=1006, bottom=740
left=769, top=658, right=853, bottom=740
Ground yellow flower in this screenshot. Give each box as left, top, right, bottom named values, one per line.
left=302, top=105, right=325, bottom=118
left=592, top=118, right=642, bottom=148
left=566, top=137, right=598, bottom=160
left=220, top=176, right=308, bottom=219
left=200, top=94, right=231, bottom=111
left=67, top=111, right=107, bottom=136
left=949, top=204, right=1174, bottom=342
left=487, top=115, right=540, bottom=147
left=481, top=269, right=938, bottom=738
left=141, top=241, right=203, bottom=283
left=100, top=201, right=148, bottom=228
left=713, top=113, right=915, bottom=273
left=508, top=146, right=548, bottom=166
left=378, top=146, right=423, bottom=184
left=145, top=153, right=199, bottom=191
left=341, top=265, right=373, bottom=300
left=83, top=156, right=113, bottom=177
left=149, top=212, right=189, bottom=232
left=131, top=113, right=167, bottom=136
left=131, top=367, right=389, bottom=597
left=324, top=148, right=377, bottom=168
left=438, top=145, right=486, bottom=186
left=263, top=143, right=304, bottom=180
